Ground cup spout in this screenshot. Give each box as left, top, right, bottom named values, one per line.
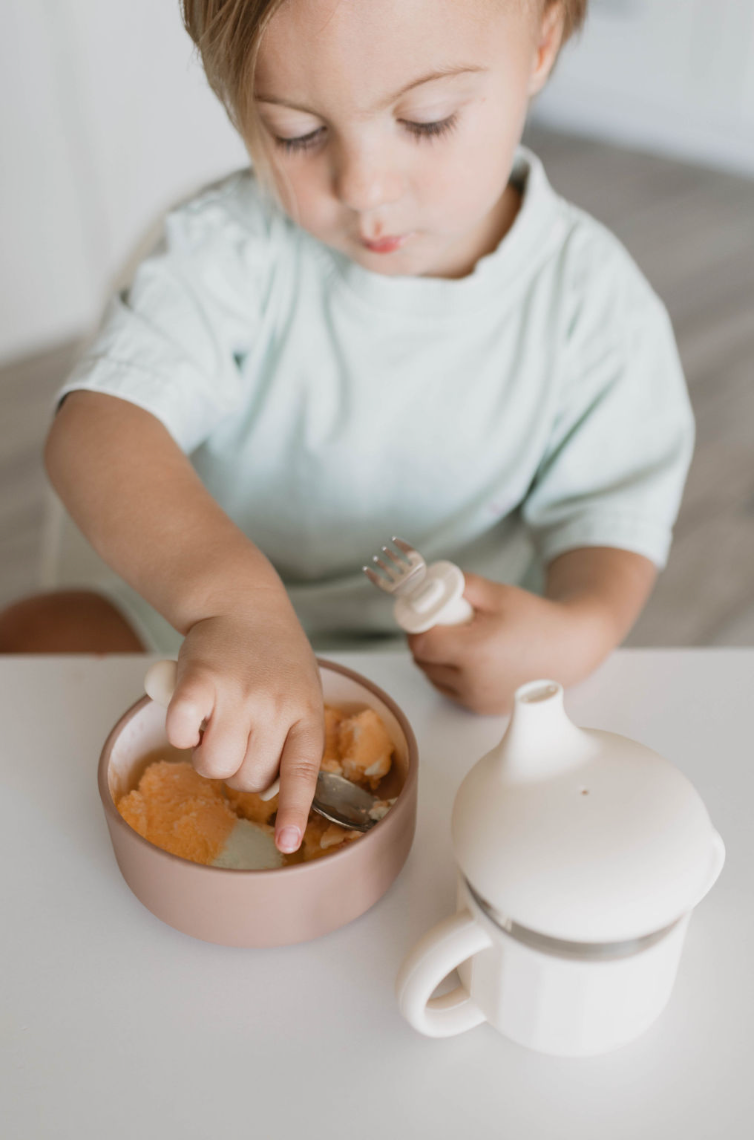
left=494, top=680, right=595, bottom=782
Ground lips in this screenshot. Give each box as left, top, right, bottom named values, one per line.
left=360, top=233, right=413, bottom=254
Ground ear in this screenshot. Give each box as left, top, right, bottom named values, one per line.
left=528, top=1, right=567, bottom=97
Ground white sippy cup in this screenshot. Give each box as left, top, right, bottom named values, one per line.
left=396, top=680, right=725, bottom=1056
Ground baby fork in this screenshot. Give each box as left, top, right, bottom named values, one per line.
left=363, top=537, right=474, bottom=634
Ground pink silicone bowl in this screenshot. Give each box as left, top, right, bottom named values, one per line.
left=98, top=658, right=419, bottom=947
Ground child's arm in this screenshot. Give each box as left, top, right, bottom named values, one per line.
left=406, top=547, right=657, bottom=715
left=46, top=390, right=323, bottom=853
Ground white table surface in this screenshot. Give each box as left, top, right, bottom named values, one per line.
left=1, top=649, right=752, bottom=1139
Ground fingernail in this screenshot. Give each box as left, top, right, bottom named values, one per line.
left=277, top=826, right=302, bottom=853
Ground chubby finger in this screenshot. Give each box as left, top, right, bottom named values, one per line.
left=407, top=624, right=467, bottom=666
left=165, top=668, right=215, bottom=750
left=191, top=701, right=250, bottom=781
left=223, top=726, right=285, bottom=794
left=273, top=719, right=324, bottom=854
left=458, top=571, right=508, bottom=613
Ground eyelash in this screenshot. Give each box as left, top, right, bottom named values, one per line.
left=274, top=128, right=325, bottom=154
left=273, top=113, right=459, bottom=154
left=402, top=114, right=458, bottom=143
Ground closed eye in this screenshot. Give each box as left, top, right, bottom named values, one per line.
left=273, top=127, right=326, bottom=154
left=272, top=113, right=459, bottom=154
left=401, top=114, right=458, bottom=142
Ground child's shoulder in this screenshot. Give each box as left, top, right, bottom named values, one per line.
left=160, top=167, right=286, bottom=256
left=524, top=149, right=671, bottom=344
left=561, top=204, right=657, bottom=303
left=533, top=156, right=664, bottom=316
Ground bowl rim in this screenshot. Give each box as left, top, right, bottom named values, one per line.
left=98, top=655, right=419, bottom=876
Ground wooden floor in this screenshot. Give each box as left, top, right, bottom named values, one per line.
left=1, top=127, right=753, bottom=645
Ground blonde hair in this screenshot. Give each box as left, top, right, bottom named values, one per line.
left=558, top=0, right=588, bottom=42
left=181, top=0, right=588, bottom=156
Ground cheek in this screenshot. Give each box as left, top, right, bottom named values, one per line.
left=272, top=161, right=335, bottom=232
left=414, top=144, right=510, bottom=223
left=418, top=98, right=526, bottom=220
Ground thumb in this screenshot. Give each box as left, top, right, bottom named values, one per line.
left=460, top=571, right=508, bottom=614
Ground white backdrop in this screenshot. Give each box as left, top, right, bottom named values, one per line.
left=536, top=0, right=754, bottom=177
left=1, top=0, right=246, bottom=365
left=1, top=0, right=753, bottom=365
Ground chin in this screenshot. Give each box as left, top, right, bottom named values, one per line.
left=350, top=244, right=435, bottom=278
left=356, top=256, right=420, bottom=277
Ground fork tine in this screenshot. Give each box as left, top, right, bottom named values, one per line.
left=382, top=544, right=409, bottom=569
left=391, top=536, right=419, bottom=559
left=373, top=555, right=401, bottom=582
left=363, top=566, right=394, bottom=594
left=364, top=536, right=427, bottom=598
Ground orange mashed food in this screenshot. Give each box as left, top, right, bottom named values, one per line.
left=117, top=704, right=395, bottom=867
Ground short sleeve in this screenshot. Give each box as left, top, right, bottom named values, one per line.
left=521, top=229, right=694, bottom=570
left=56, top=171, right=273, bottom=453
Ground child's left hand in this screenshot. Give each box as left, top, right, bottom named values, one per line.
left=406, top=572, right=612, bottom=716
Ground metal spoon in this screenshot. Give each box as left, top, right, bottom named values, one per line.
left=144, top=660, right=380, bottom=833
left=312, top=771, right=379, bottom=832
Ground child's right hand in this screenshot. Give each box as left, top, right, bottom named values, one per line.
left=47, top=393, right=323, bottom=856
left=164, top=595, right=324, bottom=855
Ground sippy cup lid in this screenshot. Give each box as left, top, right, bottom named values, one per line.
left=451, top=681, right=725, bottom=944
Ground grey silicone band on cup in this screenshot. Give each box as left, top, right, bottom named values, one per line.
left=464, top=879, right=682, bottom=962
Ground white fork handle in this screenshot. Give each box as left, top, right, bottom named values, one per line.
left=394, top=561, right=474, bottom=634
left=144, top=660, right=280, bottom=801
left=434, top=595, right=474, bottom=626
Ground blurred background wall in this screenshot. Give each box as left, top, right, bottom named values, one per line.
left=536, top=0, right=754, bottom=175
left=2, top=0, right=246, bottom=365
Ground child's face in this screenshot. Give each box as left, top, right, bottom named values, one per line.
left=254, top=0, right=561, bottom=279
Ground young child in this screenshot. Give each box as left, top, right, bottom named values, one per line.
left=1, top=0, right=693, bottom=855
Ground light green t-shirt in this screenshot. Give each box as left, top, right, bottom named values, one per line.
left=56, top=148, right=694, bottom=653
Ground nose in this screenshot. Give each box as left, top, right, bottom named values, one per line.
left=333, top=141, right=404, bottom=214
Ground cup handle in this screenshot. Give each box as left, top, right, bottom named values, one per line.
left=144, top=659, right=280, bottom=801
left=396, top=909, right=492, bottom=1038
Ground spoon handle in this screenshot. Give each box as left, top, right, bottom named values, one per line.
left=144, top=660, right=280, bottom=800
